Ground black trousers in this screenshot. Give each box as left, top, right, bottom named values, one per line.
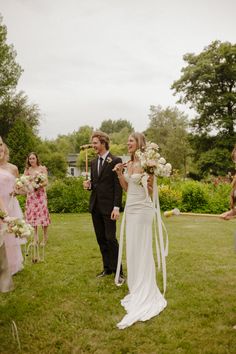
left=92, top=204, right=122, bottom=274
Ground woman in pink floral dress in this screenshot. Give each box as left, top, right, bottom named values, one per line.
left=24, top=152, right=50, bottom=245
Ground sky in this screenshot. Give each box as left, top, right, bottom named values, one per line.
left=0, top=0, right=235, bottom=139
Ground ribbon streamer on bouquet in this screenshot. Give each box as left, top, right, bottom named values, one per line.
left=152, top=175, right=168, bottom=295
left=11, top=320, right=21, bottom=351
left=115, top=206, right=126, bottom=285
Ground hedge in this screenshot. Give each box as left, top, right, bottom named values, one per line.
left=16, top=177, right=232, bottom=214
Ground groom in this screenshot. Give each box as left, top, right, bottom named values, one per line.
left=83, top=131, right=124, bottom=285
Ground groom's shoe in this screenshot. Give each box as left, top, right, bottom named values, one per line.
left=96, top=270, right=112, bottom=278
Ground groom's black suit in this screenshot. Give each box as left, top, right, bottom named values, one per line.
left=89, top=152, right=122, bottom=273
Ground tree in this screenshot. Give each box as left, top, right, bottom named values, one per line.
left=6, top=118, right=38, bottom=172
left=73, top=126, right=93, bottom=152
left=99, top=119, right=133, bottom=134
left=0, top=91, right=40, bottom=139
left=144, top=105, right=192, bottom=174
left=0, top=15, right=22, bottom=97
left=41, top=152, right=68, bottom=178
left=197, top=148, right=233, bottom=177
left=172, top=40, right=236, bottom=148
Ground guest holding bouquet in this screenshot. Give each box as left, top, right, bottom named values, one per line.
left=24, top=152, right=50, bottom=245
left=0, top=196, right=14, bottom=292
left=0, top=136, right=24, bottom=275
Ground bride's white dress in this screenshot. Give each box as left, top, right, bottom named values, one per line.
left=117, top=173, right=167, bottom=329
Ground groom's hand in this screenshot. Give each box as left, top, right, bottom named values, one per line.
left=83, top=180, right=91, bottom=190
left=111, top=208, right=119, bottom=220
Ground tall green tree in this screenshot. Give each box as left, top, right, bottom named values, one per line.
left=73, top=125, right=93, bottom=152
left=6, top=118, right=37, bottom=172
left=144, top=105, right=192, bottom=174
left=0, top=15, right=22, bottom=98
left=172, top=40, right=236, bottom=148
left=99, top=119, right=133, bottom=134
left=0, top=91, right=40, bottom=138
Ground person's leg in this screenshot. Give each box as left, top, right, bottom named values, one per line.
left=92, top=209, right=111, bottom=273
left=103, top=214, right=121, bottom=274
left=34, top=226, right=38, bottom=244
left=42, top=226, right=48, bottom=245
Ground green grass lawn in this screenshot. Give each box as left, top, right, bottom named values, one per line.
left=0, top=213, right=236, bottom=354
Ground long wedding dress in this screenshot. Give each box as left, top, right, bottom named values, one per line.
left=116, top=173, right=167, bottom=329
left=0, top=168, right=24, bottom=275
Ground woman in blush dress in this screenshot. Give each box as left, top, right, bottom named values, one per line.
left=24, top=152, right=50, bottom=245
left=113, top=132, right=167, bottom=329
left=0, top=196, right=14, bottom=292
left=0, top=136, right=24, bottom=275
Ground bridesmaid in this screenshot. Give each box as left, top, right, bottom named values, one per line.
left=24, top=152, right=50, bottom=245
left=0, top=196, right=14, bottom=292
left=0, top=136, right=24, bottom=275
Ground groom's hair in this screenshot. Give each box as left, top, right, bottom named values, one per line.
left=91, top=131, right=110, bottom=150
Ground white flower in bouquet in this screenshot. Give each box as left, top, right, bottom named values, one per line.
left=6, top=217, right=34, bottom=239
left=135, top=142, right=172, bottom=177
left=31, top=173, right=47, bottom=191
left=15, top=175, right=32, bottom=193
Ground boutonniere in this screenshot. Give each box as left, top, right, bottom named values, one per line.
left=106, top=157, right=113, bottom=164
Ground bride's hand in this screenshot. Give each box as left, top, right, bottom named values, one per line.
left=113, top=163, right=124, bottom=177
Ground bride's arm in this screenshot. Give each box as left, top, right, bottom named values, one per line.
left=147, top=174, right=154, bottom=197
left=113, top=163, right=128, bottom=192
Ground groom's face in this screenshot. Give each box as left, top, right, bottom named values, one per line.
left=92, top=137, right=106, bottom=155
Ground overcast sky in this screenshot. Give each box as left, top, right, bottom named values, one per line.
left=1, top=0, right=235, bottom=139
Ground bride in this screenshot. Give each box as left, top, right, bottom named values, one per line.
left=114, top=132, right=167, bottom=329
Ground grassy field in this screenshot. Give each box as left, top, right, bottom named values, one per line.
left=0, top=213, right=236, bottom=354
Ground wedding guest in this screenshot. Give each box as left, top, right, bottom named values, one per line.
left=0, top=136, right=24, bottom=275
left=0, top=196, right=14, bottom=292
left=114, top=132, right=167, bottom=329
left=24, top=152, right=50, bottom=245
left=83, top=131, right=124, bottom=285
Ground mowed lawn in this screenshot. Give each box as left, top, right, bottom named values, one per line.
left=0, top=213, right=236, bottom=354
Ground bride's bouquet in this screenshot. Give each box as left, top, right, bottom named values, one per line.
left=135, top=142, right=172, bottom=177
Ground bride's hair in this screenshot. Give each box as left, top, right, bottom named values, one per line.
left=0, top=136, right=9, bottom=162
left=129, top=132, right=146, bottom=160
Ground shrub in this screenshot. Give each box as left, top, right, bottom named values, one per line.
left=47, top=177, right=89, bottom=213
left=158, top=185, right=182, bottom=211
left=180, top=181, right=209, bottom=212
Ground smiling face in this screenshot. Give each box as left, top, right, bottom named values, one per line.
left=127, top=135, right=138, bottom=155
left=92, top=137, right=106, bottom=156
left=28, top=153, right=38, bottom=167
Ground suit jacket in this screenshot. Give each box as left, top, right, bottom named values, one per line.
left=89, top=152, right=122, bottom=214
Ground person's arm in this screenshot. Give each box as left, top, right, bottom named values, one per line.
left=219, top=208, right=236, bottom=220
left=113, top=162, right=128, bottom=192
left=83, top=161, right=93, bottom=190
left=147, top=174, right=154, bottom=197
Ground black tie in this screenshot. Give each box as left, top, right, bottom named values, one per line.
left=98, top=157, right=103, bottom=176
